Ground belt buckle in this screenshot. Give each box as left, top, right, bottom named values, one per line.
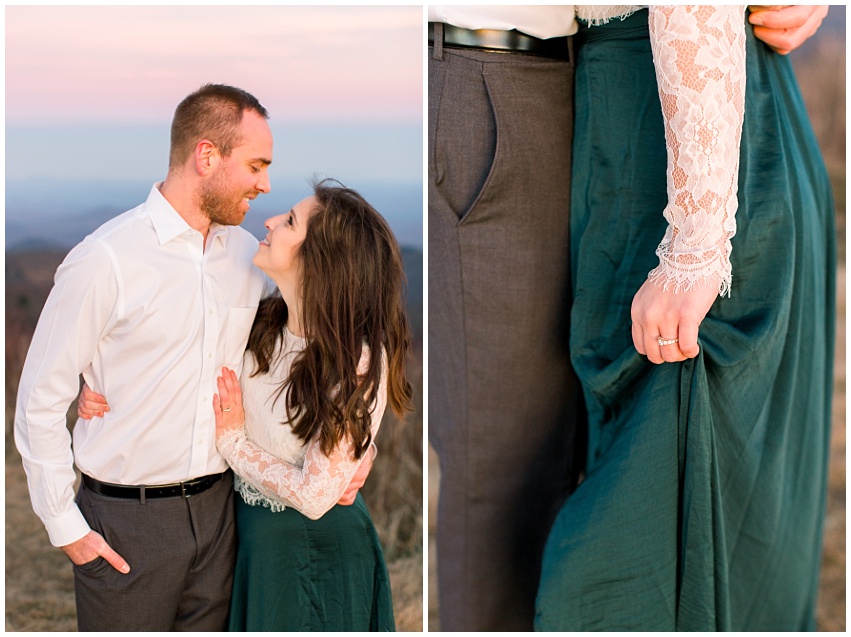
left=181, top=482, right=189, bottom=499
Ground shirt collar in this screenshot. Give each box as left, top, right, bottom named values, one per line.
left=146, top=182, right=230, bottom=247
left=208, top=222, right=229, bottom=249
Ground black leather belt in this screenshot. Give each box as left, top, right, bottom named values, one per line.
left=83, top=471, right=228, bottom=500
left=429, top=22, right=571, bottom=60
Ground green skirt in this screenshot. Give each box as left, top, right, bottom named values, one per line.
left=229, top=493, right=395, bottom=632
left=536, top=10, right=836, bottom=632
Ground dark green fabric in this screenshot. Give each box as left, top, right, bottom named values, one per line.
left=229, top=493, right=395, bottom=632
left=536, top=10, right=836, bottom=632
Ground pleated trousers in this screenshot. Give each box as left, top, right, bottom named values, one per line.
left=428, top=38, right=584, bottom=631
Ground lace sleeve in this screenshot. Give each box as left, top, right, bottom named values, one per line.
left=217, top=354, right=389, bottom=520
left=647, top=6, right=746, bottom=296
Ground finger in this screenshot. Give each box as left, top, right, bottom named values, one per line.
left=83, top=385, right=109, bottom=405
left=84, top=398, right=109, bottom=413
left=678, top=320, right=701, bottom=359
left=99, top=543, right=130, bottom=574
left=749, top=5, right=809, bottom=29
left=751, top=25, right=793, bottom=54
left=217, top=375, right=231, bottom=406
left=223, top=367, right=239, bottom=398
left=751, top=7, right=824, bottom=53
left=231, top=368, right=241, bottom=396
left=643, top=330, right=665, bottom=365
left=658, top=334, right=687, bottom=363
left=77, top=403, right=100, bottom=419
left=228, top=368, right=241, bottom=397
left=212, top=394, right=224, bottom=426
left=631, top=321, right=647, bottom=356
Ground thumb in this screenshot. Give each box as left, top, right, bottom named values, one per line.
left=98, top=538, right=130, bottom=574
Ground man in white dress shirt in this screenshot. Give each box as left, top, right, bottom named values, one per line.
left=14, top=84, right=274, bottom=631
left=428, top=4, right=830, bottom=632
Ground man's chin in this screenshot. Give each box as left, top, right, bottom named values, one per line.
left=210, top=211, right=246, bottom=227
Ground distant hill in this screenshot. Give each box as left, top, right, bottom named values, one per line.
left=5, top=245, right=423, bottom=343
left=5, top=180, right=423, bottom=252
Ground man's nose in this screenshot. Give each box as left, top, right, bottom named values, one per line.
left=256, top=171, right=271, bottom=194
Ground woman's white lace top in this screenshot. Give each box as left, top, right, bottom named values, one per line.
left=579, top=5, right=746, bottom=296
left=216, top=329, right=387, bottom=520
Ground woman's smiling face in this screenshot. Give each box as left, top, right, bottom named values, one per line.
left=253, top=195, right=315, bottom=281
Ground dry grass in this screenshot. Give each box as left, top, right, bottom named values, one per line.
left=5, top=454, right=77, bottom=632
left=816, top=266, right=846, bottom=632
left=427, top=446, right=440, bottom=630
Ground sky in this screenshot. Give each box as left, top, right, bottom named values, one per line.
left=5, top=5, right=424, bottom=246
left=6, top=5, right=422, bottom=125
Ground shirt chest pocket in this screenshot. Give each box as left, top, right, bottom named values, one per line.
left=223, top=307, right=258, bottom=373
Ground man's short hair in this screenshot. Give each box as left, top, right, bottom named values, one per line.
left=169, top=83, right=269, bottom=169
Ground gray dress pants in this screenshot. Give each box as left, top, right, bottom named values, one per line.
left=429, top=39, right=584, bottom=631
left=73, top=473, right=236, bottom=631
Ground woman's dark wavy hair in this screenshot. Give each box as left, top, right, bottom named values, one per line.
left=247, top=179, right=413, bottom=459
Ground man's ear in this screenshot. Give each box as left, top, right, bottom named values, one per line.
left=194, top=139, right=219, bottom=176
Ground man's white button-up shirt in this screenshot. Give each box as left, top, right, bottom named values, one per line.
left=428, top=6, right=578, bottom=39
left=14, top=183, right=272, bottom=547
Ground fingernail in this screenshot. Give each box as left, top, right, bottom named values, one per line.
left=749, top=14, right=764, bottom=25
left=120, top=565, right=130, bottom=574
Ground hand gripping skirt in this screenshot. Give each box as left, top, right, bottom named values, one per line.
left=535, top=10, right=836, bottom=631
left=229, top=493, right=395, bottom=631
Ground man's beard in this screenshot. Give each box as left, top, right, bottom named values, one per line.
left=200, top=174, right=249, bottom=227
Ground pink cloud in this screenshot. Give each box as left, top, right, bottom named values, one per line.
left=6, top=5, right=423, bottom=124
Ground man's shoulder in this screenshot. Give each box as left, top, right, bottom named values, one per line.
left=79, top=203, right=149, bottom=251
left=59, top=206, right=141, bottom=272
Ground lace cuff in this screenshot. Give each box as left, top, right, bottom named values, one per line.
left=216, top=360, right=389, bottom=520
left=575, top=5, right=642, bottom=26
left=217, top=416, right=378, bottom=520
left=647, top=6, right=746, bottom=296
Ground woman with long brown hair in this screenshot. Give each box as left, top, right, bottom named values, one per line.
left=212, top=179, right=412, bottom=631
